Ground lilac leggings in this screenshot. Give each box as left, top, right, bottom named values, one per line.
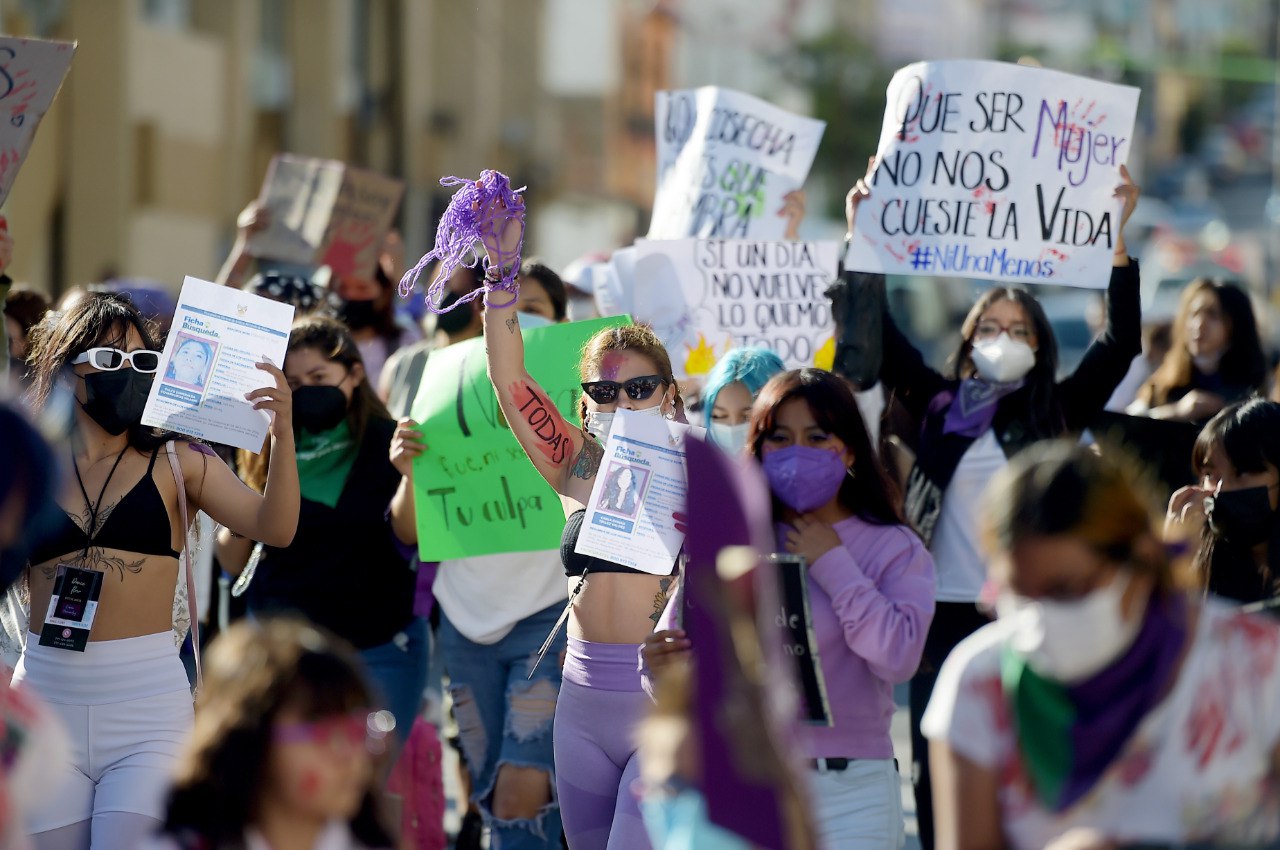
left=553, top=637, right=653, bottom=850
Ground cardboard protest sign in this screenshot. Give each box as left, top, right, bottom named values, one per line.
left=410, top=316, right=629, bottom=560
left=0, top=37, right=75, bottom=206
left=649, top=87, right=825, bottom=240
left=846, top=60, right=1139, bottom=289
left=249, top=154, right=404, bottom=279
left=631, top=238, right=840, bottom=377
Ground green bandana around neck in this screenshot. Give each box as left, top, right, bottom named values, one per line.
left=1000, top=646, right=1075, bottom=810
left=295, top=420, right=357, bottom=508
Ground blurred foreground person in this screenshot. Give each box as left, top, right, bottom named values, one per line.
left=154, top=618, right=396, bottom=850
left=925, top=442, right=1280, bottom=849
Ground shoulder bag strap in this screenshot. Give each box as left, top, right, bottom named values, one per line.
left=165, top=440, right=202, bottom=690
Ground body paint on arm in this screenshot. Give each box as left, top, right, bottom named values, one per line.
left=508, top=380, right=573, bottom=466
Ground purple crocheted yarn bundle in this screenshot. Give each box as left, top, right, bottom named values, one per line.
left=398, top=170, right=526, bottom=313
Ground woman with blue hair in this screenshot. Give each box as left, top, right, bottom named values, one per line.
left=702, top=347, right=786, bottom=455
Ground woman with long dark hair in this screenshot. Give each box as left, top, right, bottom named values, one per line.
left=216, top=316, right=426, bottom=741
left=154, top=618, right=395, bottom=850
left=20, top=293, right=299, bottom=850
left=835, top=161, right=1142, bottom=849
left=645, top=368, right=935, bottom=848
left=1165, top=399, right=1280, bottom=604
left=1129, top=278, right=1267, bottom=423
left=925, top=441, right=1280, bottom=849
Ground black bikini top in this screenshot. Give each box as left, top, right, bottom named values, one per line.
left=28, top=447, right=180, bottom=565
left=560, top=509, right=674, bottom=577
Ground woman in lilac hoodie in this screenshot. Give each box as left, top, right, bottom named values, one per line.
left=644, top=368, right=936, bottom=849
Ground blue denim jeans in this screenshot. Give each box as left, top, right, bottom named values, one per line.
left=358, top=616, right=431, bottom=745
left=439, top=601, right=566, bottom=850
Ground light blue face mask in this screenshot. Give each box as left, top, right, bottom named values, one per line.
left=708, top=421, right=749, bottom=456
left=516, top=311, right=553, bottom=331
left=641, top=789, right=753, bottom=850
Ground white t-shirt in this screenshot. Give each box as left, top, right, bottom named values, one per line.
left=922, top=599, right=1280, bottom=848
left=434, top=550, right=568, bottom=645
left=928, top=430, right=1006, bottom=603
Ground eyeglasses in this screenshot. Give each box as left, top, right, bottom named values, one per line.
left=973, top=321, right=1034, bottom=343
left=273, top=710, right=396, bottom=755
left=71, top=347, right=162, bottom=373
left=580, top=375, right=666, bottom=405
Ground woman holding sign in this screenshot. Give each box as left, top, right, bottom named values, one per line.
left=20, top=293, right=300, bottom=850
left=924, top=441, right=1280, bottom=850
left=478, top=179, right=685, bottom=850
left=840, top=159, right=1142, bottom=850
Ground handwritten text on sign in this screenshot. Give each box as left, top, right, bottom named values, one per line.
left=0, top=37, right=75, bottom=206
left=649, top=87, right=825, bottom=240
left=631, top=239, right=839, bottom=377
left=410, top=317, right=629, bottom=561
left=845, top=60, right=1139, bottom=289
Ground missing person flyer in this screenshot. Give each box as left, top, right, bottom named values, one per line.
left=574, top=410, right=704, bottom=575
left=141, top=276, right=294, bottom=452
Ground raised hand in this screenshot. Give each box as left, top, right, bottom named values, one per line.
left=246, top=357, right=293, bottom=439
left=844, top=155, right=876, bottom=238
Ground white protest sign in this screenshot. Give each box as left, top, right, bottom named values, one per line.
left=649, top=87, right=825, bottom=240
left=632, top=238, right=840, bottom=378
left=845, top=60, right=1139, bottom=289
left=0, top=37, right=75, bottom=206
left=249, top=154, right=404, bottom=279
left=141, top=277, right=294, bottom=452
left=574, top=410, right=702, bottom=575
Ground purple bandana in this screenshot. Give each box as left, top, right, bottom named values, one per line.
left=942, top=378, right=1024, bottom=438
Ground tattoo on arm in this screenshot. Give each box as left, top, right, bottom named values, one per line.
left=505, top=313, right=519, bottom=335
left=569, top=438, right=604, bottom=481
left=650, top=577, right=673, bottom=626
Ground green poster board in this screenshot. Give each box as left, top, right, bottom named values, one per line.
left=410, top=316, right=629, bottom=560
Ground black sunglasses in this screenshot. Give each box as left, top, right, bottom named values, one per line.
left=580, top=374, right=666, bottom=405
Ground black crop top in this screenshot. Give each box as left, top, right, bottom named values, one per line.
left=28, top=447, right=180, bottom=565
left=560, top=509, right=675, bottom=577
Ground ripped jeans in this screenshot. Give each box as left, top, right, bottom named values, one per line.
left=440, top=602, right=564, bottom=849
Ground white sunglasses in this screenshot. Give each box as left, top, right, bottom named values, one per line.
left=71, top=347, right=162, bottom=374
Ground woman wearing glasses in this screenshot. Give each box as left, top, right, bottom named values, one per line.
left=838, top=162, right=1143, bottom=850
left=479, top=186, right=683, bottom=850
left=20, top=293, right=299, bottom=850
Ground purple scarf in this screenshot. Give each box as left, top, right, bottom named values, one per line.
left=942, top=378, right=1024, bottom=438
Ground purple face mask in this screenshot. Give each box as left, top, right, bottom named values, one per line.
left=762, top=445, right=848, bottom=514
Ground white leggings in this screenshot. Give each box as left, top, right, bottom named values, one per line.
left=807, top=758, right=905, bottom=850
left=13, top=632, right=193, bottom=848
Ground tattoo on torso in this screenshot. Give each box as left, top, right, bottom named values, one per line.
left=569, top=438, right=604, bottom=480
left=650, top=577, right=673, bottom=626
left=39, top=546, right=145, bottom=582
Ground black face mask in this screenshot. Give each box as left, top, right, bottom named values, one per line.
left=338, top=299, right=378, bottom=330
left=80, top=370, right=153, bottom=436
left=1208, top=486, right=1277, bottom=547
left=435, top=290, right=477, bottom=336
left=292, top=385, right=350, bottom=434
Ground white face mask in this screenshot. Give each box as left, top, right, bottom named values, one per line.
left=996, top=572, right=1144, bottom=683
left=709, top=421, right=749, bottom=455
left=630, top=403, right=665, bottom=418
left=517, top=311, right=553, bottom=331
left=970, top=333, right=1037, bottom=384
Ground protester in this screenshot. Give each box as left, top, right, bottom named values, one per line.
left=5, top=285, right=50, bottom=381
left=425, top=259, right=570, bottom=850
left=480, top=178, right=683, bottom=850
left=1127, top=278, right=1267, bottom=422
left=153, top=618, right=396, bottom=850
left=245, top=270, right=337, bottom=317
left=19, top=292, right=299, bottom=850
left=700, top=347, right=785, bottom=455
left=332, top=266, right=421, bottom=390
left=1104, top=319, right=1172, bottom=413
left=924, top=440, right=1280, bottom=849
left=216, top=316, right=426, bottom=742
left=645, top=368, right=934, bottom=848
left=838, top=159, right=1142, bottom=849
left=0, top=403, right=74, bottom=850
left=1165, top=399, right=1280, bottom=605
